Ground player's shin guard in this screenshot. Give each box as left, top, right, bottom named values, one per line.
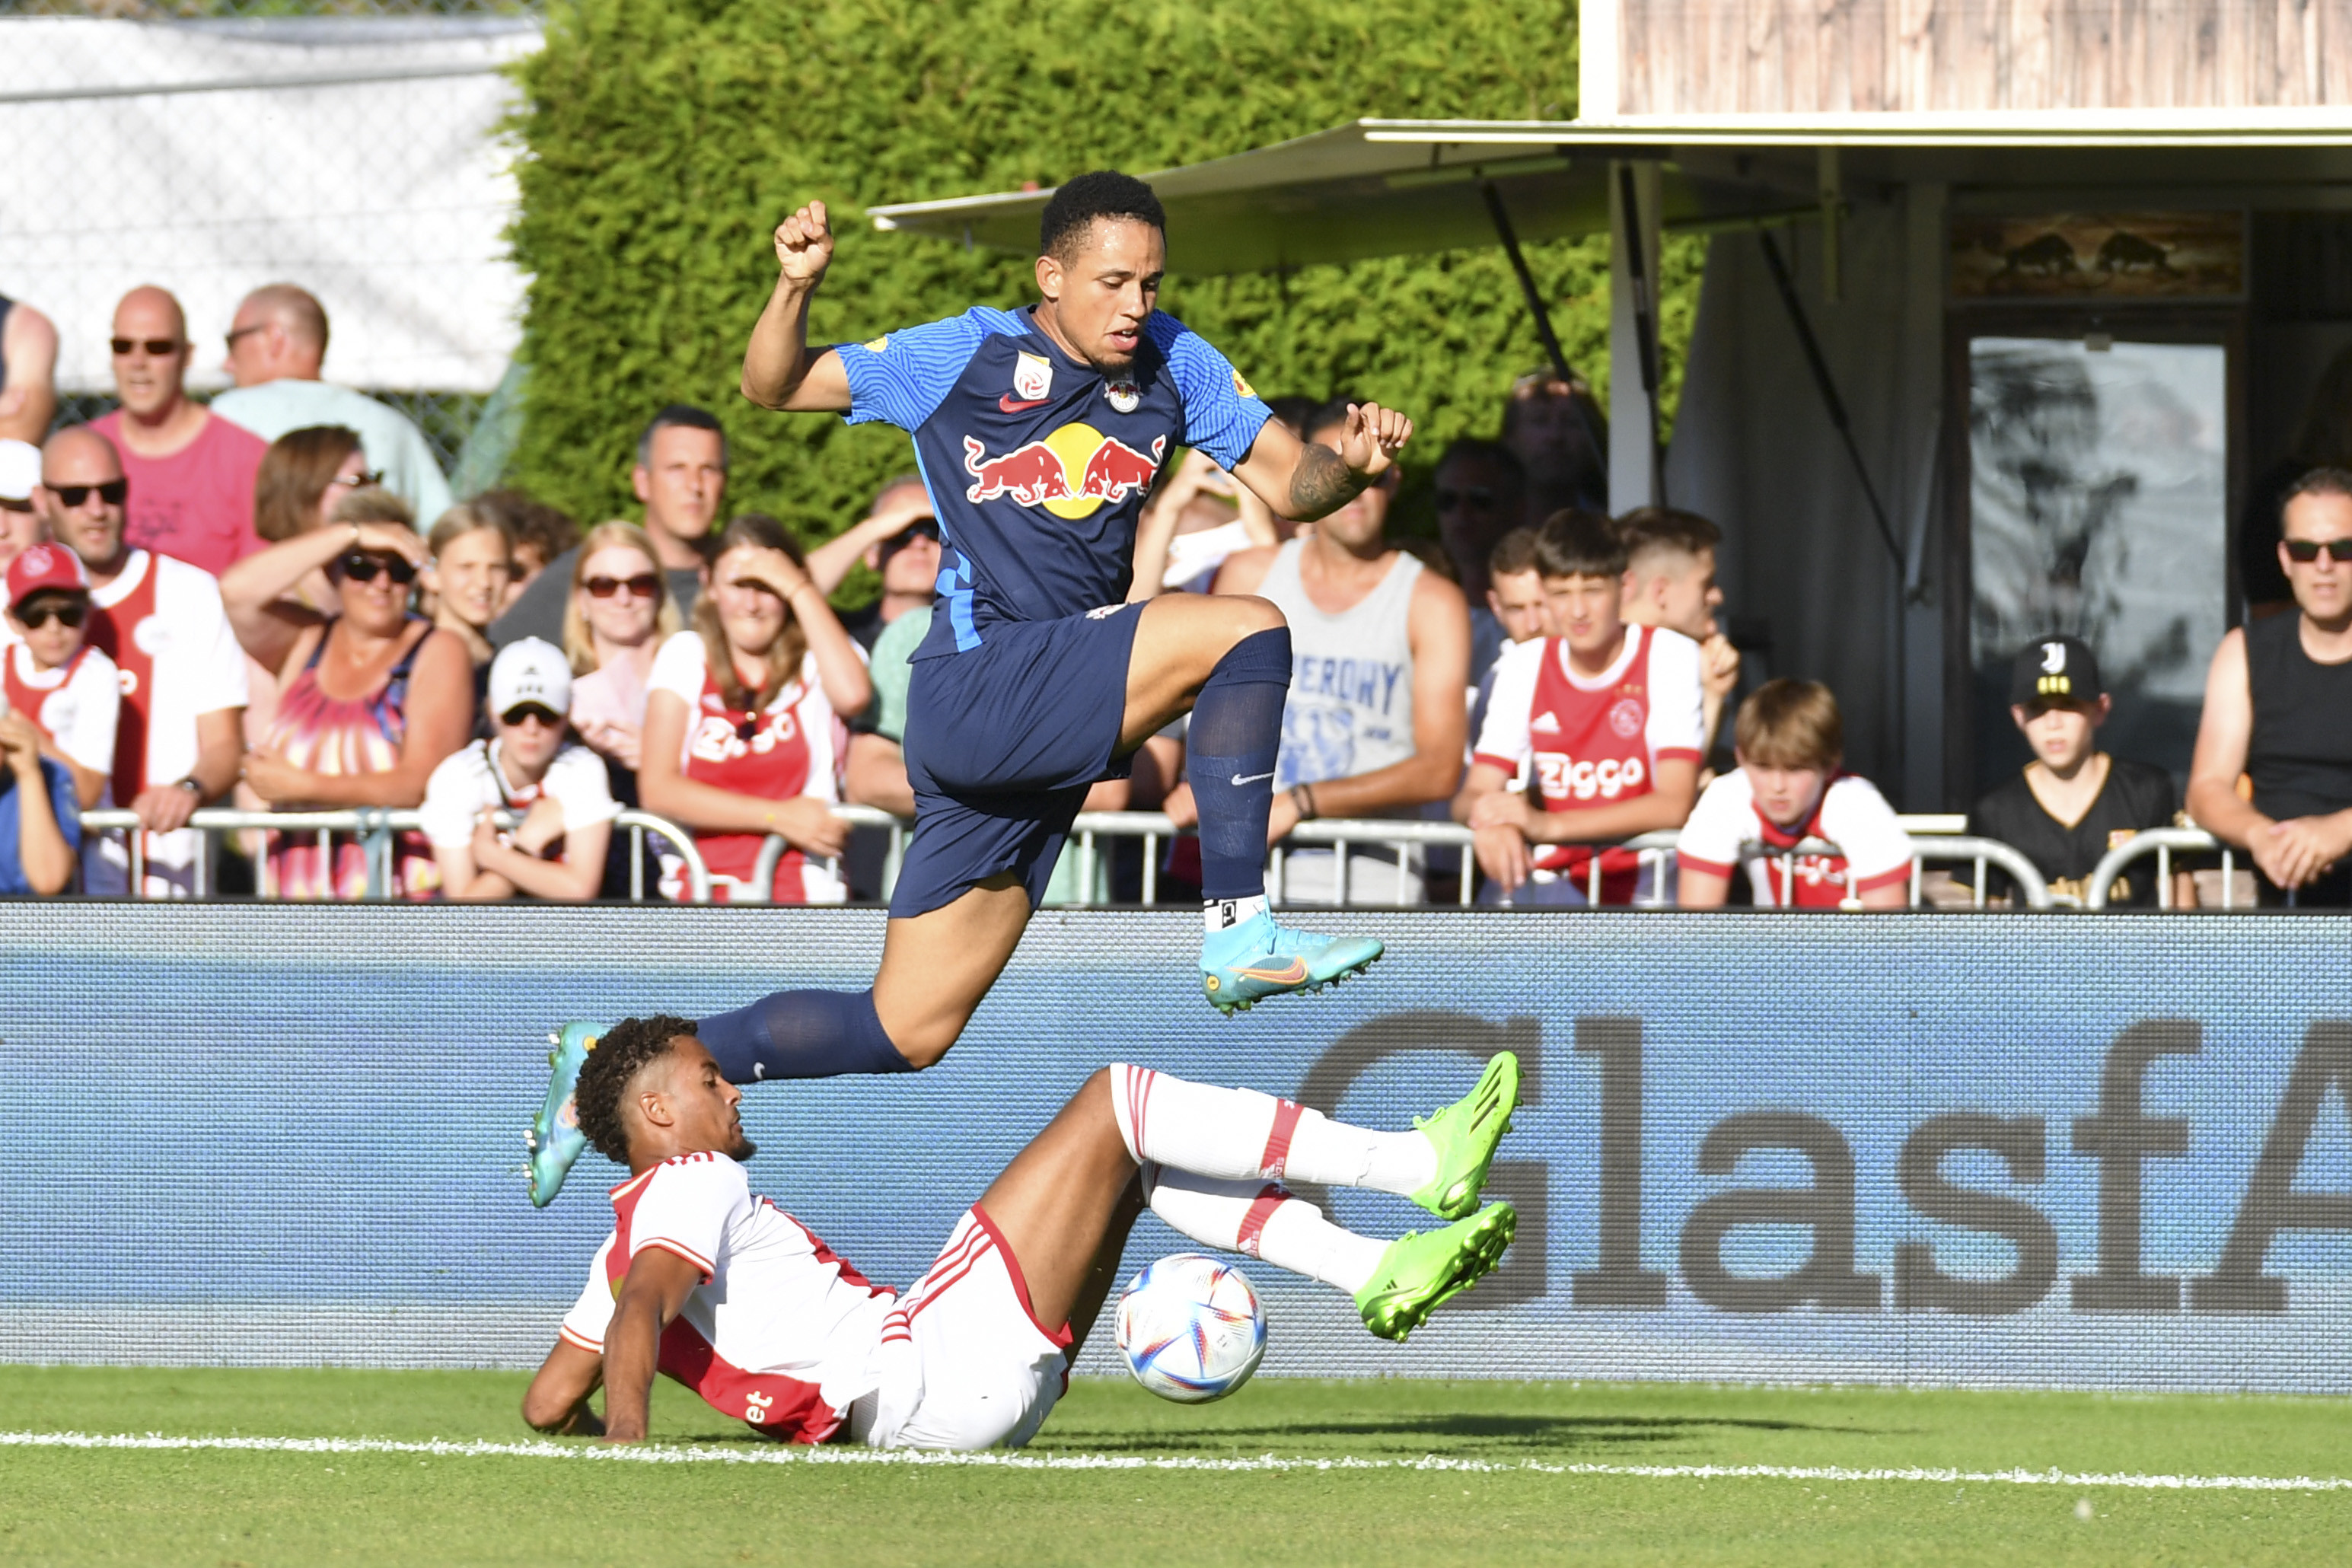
left=1185, top=626, right=1291, bottom=906
left=696, top=988, right=915, bottom=1082
left=1108, top=1063, right=1435, bottom=1194
left=1141, top=1165, right=1387, bottom=1296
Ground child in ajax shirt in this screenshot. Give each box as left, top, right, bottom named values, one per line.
left=1675, top=678, right=1913, bottom=909
left=2, top=543, right=120, bottom=811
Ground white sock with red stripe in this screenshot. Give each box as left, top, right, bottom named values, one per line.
left=1141, top=1165, right=1388, bottom=1296
left=1107, top=1063, right=1436, bottom=1197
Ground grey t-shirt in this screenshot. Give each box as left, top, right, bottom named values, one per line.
left=489, top=543, right=703, bottom=649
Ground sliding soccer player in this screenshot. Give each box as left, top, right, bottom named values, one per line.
left=521, top=1021, right=1519, bottom=1449
left=527, top=171, right=1413, bottom=1203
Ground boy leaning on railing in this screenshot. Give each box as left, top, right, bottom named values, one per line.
left=1674, top=679, right=1913, bottom=910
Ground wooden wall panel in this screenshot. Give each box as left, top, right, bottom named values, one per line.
left=1609, top=0, right=2352, bottom=113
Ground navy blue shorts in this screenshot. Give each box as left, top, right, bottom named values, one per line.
left=891, top=602, right=1144, bottom=918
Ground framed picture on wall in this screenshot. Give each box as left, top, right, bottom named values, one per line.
left=1950, top=213, right=2246, bottom=301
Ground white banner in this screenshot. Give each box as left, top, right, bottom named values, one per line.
left=1, top=16, right=539, bottom=394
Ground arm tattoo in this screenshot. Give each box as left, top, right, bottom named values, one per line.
left=1286, top=441, right=1369, bottom=519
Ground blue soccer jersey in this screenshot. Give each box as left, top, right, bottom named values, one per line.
left=833, top=306, right=1270, bottom=661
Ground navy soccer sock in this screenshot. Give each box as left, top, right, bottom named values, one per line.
left=694, top=988, right=915, bottom=1083
left=1186, top=626, right=1293, bottom=906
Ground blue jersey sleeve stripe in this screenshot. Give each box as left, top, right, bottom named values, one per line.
left=834, top=313, right=992, bottom=432
left=909, top=446, right=983, bottom=652
left=1146, top=314, right=1272, bottom=472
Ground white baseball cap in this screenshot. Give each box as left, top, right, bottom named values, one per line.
left=488, top=636, right=572, bottom=719
left=0, top=439, right=39, bottom=507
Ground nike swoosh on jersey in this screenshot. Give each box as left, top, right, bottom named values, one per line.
left=1229, top=770, right=1276, bottom=786
left=998, top=395, right=1049, bottom=413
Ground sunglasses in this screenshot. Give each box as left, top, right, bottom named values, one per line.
left=0, top=495, right=30, bottom=514
left=2285, top=537, right=2352, bottom=564
left=110, top=337, right=184, bottom=357
left=1434, top=486, right=1496, bottom=508
left=501, top=703, right=565, bottom=729
left=49, top=480, right=128, bottom=508
left=584, top=572, right=661, bottom=600
left=334, top=552, right=419, bottom=585
left=328, top=470, right=387, bottom=489
left=224, top=323, right=266, bottom=349
left=12, top=600, right=85, bottom=631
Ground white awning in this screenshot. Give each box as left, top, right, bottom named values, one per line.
left=868, top=122, right=1789, bottom=275
left=869, top=113, right=2352, bottom=276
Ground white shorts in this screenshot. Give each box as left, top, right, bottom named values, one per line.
left=867, top=1205, right=1072, bottom=1452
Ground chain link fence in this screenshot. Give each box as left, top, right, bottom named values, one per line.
left=5, top=0, right=539, bottom=494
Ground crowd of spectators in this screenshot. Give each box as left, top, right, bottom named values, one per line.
left=0, top=272, right=2346, bottom=909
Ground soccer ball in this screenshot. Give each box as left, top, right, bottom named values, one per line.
left=1114, top=1253, right=1267, bottom=1404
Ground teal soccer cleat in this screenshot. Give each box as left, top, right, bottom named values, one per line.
left=524, top=1022, right=603, bottom=1209
left=1200, top=910, right=1383, bottom=1015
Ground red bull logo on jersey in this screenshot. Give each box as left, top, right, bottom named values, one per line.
left=962, top=425, right=1167, bottom=521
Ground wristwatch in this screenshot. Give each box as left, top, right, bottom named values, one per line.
left=174, top=776, right=204, bottom=798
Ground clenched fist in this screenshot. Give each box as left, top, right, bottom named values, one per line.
left=1337, top=402, right=1413, bottom=481
left=773, top=201, right=834, bottom=287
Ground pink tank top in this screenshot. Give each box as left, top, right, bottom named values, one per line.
left=261, top=617, right=438, bottom=900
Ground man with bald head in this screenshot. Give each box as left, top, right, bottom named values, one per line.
left=209, top=282, right=453, bottom=525
left=36, top=426, right=247, bottom=895
left=88, top=287, right=267, bottom=578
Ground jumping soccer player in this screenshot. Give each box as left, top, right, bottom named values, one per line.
left=521, top=1019, right=1519, bottom=1450
left=524, top=172, right=1413, bottom=1203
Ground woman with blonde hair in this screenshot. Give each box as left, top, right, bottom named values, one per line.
left=639, top=513, right=870, bottom=902
left=424, top=502, right=517, bottom=671
left=563, top=520, right=680, bottom=779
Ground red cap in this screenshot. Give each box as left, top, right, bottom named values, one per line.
left=7, top=543, right=89, bottom=610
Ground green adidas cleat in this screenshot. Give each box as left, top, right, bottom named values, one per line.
left=524, top=1021, right=603, bottom=1209
left=1200, top=910, right=1383, bottom=1015
left=1354, top=1201, right=1517, bottom=1343
left=1408, top=1051, right=1522, bottom=1221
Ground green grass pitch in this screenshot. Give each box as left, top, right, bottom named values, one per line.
left=2, top=1367, right=2347, bottom=1565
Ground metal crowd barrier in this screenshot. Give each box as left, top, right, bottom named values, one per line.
left=1494, top=827, right=2051, bottom=910
left=76, top=808, right=713, bottom=904
left=2083, top=827, right=2248, bottom=910
left=73, top=803, right=2059, bottom=910
left=793, top=809, right=2050, bottom=910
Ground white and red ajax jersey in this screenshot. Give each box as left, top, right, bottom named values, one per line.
left=81, top=549, right=248, bottom=796
left=1471, top=624, right=1705, bottom=890
left=1676, top=769, right=1914, bottom=907
left=5, top=641, right=120, bottom=786
left=649, top=631, right=850, bottom=904
left=561, top=1152, right=897, bottom=1444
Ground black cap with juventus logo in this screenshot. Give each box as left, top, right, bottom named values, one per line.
left=2010, top=634, right=2105, bottom=707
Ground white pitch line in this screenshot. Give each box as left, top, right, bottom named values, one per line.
left=2, top=1431, right=2349, bottom=1492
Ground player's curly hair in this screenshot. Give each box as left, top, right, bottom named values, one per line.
left=1041, top=171, right=1165, bottom=260
left=572, top=1014, right=699, bottom=1166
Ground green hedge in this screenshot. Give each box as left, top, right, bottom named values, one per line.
left=505, top=0, right=1700, bottom=578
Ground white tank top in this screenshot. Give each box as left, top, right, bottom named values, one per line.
left=1257, top=537, right=1423, bottom=798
